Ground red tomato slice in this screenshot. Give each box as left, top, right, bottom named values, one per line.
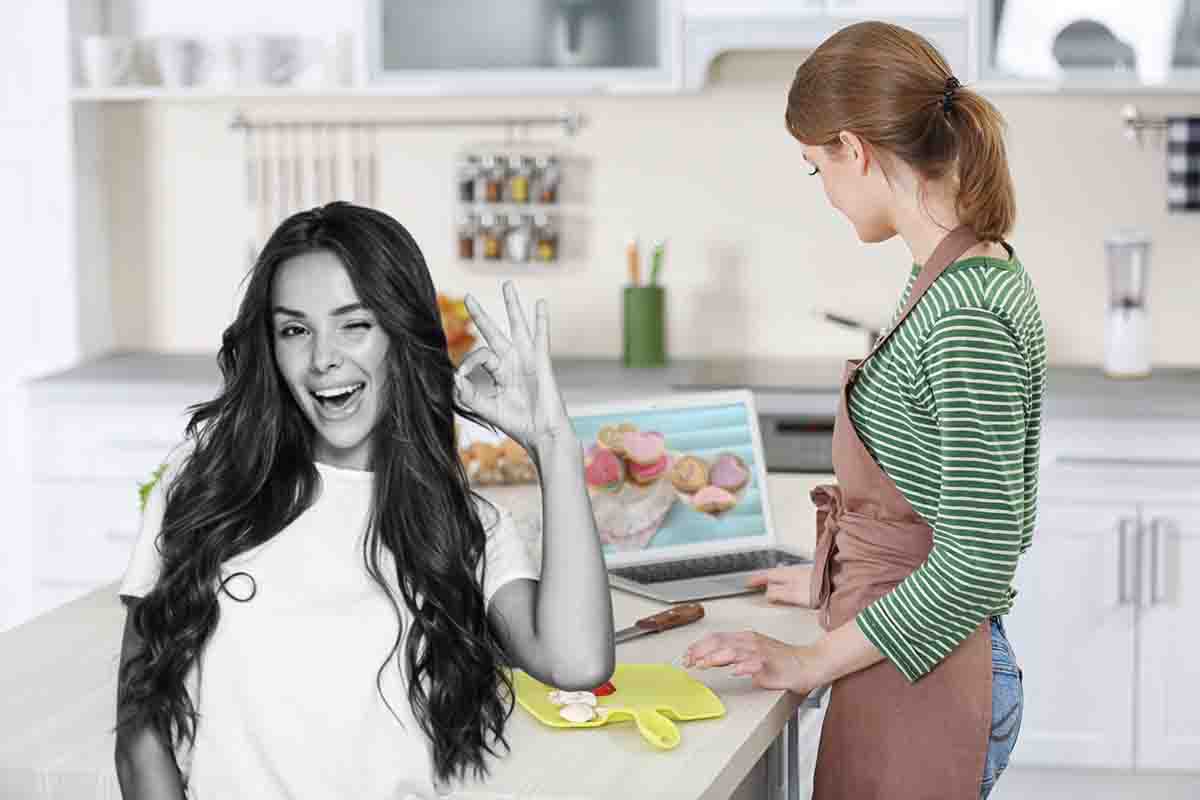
left=591, top=680, right=616, bottom=697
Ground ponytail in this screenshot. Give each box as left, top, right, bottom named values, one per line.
left=949, top=90, right=1015, bottom=242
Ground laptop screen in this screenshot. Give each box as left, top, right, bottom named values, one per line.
left=566, top=390, right=776, bottom=567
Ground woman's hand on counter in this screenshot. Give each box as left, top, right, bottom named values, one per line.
left=681, top=631, right=823, bottom=696
left=746, top=565, right=815, bottom=607
left=681, top=619, right=887, bottom=696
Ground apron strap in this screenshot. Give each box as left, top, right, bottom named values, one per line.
left=857, top=224, right=981, bottom=368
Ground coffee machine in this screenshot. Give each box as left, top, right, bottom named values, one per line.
left=1103, top=230, right=1152, bottom=378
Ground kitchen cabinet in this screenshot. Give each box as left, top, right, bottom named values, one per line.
left=366, top=0, right=682, bottom=94
left=24, top=381, right=204, bottom=620
left=1006, top=421, right=1200, bottom=773
left=1006, top=500, right=1138, bottom=768
left=681, top=0, right=974, bottom=89
left=1137, top=503, right=1200, bottom=770
left=826, top=1, right=970, bottom=16
left=1, top=1, right=86, bottom=632
left=978, top=0, right=1200, bottom=91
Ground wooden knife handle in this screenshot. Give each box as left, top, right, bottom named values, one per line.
left=635, top=603, right=705, bottom=633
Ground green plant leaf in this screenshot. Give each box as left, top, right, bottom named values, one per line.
left=137, top=462, right=167, bottom=513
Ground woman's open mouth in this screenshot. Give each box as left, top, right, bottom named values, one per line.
left=309, top=382, right=366, bottom=419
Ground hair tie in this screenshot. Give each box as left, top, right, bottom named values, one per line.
left=942, top=76, right=961, bottom=114
left=219, top=570, right=258, bottom=602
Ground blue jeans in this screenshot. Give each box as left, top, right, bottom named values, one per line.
left=981, top=616, right=1024, bottom=798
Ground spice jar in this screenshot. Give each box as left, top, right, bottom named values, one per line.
left=456, top=155, right=480, bottom=203
left=480, top=213, right=505, bottom=260
left=508, top=155, right=533, bottom=204
left=481, top=154, right=508, bottom=204
left=534, top=155, right=560, bottom=204
left=505, top=214, right=533, bottom=262
left=533, top=213, right=558, bottom=263
left=456, top=212, right=478, bottom=260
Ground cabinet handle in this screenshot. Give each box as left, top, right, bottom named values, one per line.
left=1117, top=517, right=1132, bottom=605
left=1149, top=517, right=1165, bottom=606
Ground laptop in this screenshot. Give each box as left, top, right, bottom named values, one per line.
left=567, top=389, right=811, bottom=603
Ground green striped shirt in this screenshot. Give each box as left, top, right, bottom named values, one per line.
left=851, top=251, right=1047, bottom=683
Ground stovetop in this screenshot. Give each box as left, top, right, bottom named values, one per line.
left=673, top=358, right=844, bottom=393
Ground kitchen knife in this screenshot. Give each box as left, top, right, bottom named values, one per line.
left=614, top=603, right=704, bottom=644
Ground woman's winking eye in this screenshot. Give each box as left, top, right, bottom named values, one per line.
left=276, top=320, right=372, bottom=339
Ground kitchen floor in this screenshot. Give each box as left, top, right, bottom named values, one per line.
left=731, top=761, right=1200, bottom=799
left=992, top=767, right=1200, bottom=799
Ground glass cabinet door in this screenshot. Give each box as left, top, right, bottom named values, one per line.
left=984, top=0, right=1200, bottom=86
left=368, top=0, right=673, bottom=86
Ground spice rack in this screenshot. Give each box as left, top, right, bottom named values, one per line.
left=454, top=143, right=582, bottom=270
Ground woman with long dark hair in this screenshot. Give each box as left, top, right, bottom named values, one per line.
left=113, top=202, right=614, bottom=799
left=684, top=21, right=1044, bottom=799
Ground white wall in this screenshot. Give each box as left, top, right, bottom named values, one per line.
left=97, top=53, right=1200, bottom=366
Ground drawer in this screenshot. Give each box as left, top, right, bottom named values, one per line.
left=34, top=481, right=144, bottom=585
left=31, top=401, right=190, bottom=479
left=1041, top=419, right=1200, bottom=470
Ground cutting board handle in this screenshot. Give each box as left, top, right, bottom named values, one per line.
left=635, top=602, right=705, bottom=633
left=633, top=706, right=681, bottom=749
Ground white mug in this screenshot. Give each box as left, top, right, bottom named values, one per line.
left=153, top=37, right=205, bottom=87
left=79, top=35, right=135, bottom=87
left=198, top=38, right=238, bottom=87
left=235, top=34, right=301, bottom=86
left=292, top=32, right=355, bottom=88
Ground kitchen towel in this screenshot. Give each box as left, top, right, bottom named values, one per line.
left=1167, top=116, right=1200, bottom=212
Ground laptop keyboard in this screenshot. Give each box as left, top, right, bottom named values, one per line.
left=610, top=550, right=809, bottom=585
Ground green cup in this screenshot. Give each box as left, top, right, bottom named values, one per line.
left=622, top=286, right=667, bottom=367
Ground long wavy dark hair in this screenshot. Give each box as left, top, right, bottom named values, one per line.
left=115, top=202, right=515, bottom=786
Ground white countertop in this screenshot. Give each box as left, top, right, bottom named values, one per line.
left=0, top=474, right=833, bottom=800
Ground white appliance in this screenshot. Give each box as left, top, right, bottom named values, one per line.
left=1104, top=230, right=1152, bottom=378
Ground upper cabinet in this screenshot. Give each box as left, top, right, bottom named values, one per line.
left=980, top=0, right=1200, bottom=90
left=364, top=0, right=682, bottom=94
left=681, top=0, right=973, bottom=90
left=67, top=0, right=1200, bottom=99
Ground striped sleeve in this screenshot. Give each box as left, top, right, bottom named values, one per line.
left=856, top=308, right=1028, bottom=682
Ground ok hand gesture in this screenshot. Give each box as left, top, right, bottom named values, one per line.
left=453, top=281, right=572, bottom=452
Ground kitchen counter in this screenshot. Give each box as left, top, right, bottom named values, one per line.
left=26, top=351, right=1200, bottom=420
left=0, top=473, right=833, bottom=800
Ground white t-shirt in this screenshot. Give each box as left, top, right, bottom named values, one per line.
left=119, top=446, right=540, bottom=800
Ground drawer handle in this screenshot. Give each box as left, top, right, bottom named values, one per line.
left=774, top=420, right=835, bottom=435
left=1117, top=517, right=1133, bottom=606
left=1056, top=456, right=1200, bottom=469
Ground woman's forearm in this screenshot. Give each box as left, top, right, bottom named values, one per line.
left=114, top=725, right=186, bottom=799
left=808, top=618, right=886, bottom=688
left=530, top=433, right=615, bottom=688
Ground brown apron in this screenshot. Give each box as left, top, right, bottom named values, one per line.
left=809, top=225, right=993, bottom=800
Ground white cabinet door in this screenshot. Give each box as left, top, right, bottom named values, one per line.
left=1006, top=501, right=1138, bottom=769
left=0, top=0, right=74, bottom=632
left=683, top=1, right=823, bottom=15
left=1137, top=502, right=1200, bottom=771
left=826, top=0, right=968, bottom=17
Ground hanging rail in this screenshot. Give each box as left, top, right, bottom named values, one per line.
left=229, top=109, right=586, bottom=137
left=1121, top=104, right=1169, bottom=144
